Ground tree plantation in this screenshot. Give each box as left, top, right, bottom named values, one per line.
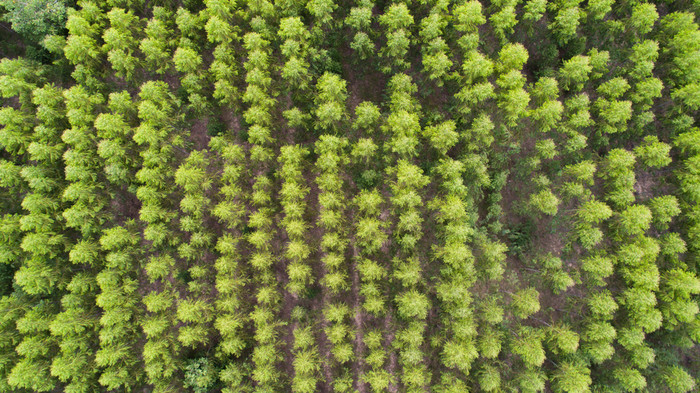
left=0, top=0, right=698, bottom=392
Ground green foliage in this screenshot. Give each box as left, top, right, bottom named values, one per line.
left=560, top=56, right=592, bottom=91
left=552, top=361, right=592, bottom=393
left=616, top=205, right=652, bottom=237
left=396, top=290, right=429, bottom=319
left=512, top=326, right=545, bottom=366
left=529, top=189, right=559, bottom=216
left=184, top=358, right=217, bottom=393
left=1, top=0, right=67, bottom=43
left=511, top=287, right=540, bottom=319
left=662, top=366, right=696, bottom=393
left=634, top=136, right=671, bottom=168
left=478, top=364, right=501, bottom=392
left=0, top=3, right=698, bottom=393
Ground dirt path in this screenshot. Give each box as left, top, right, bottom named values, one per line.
left=350, top=244, right=368, bottom=393
left=383, top=309, right=399, bottom=393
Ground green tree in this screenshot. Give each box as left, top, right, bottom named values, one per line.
left=497, top=43, right=528, bottom=72
left=529, top=189, right=559, bottom=216
left=614, top=367, right=646, bottom=392
left=512, top=326, right=545, bottom=366
left=560, top=56, right=591, bottom=91
left=379, top=3, right=413, bottom=70
left=396, top=290, right=430, bottom=319
left=184, top=358, right=217, bottom=393
left=550, top=6, right=581, bottom=45
left=523, top=0, right=546, bottom=22
left=0, top=0, right=67, bottom=43
left=490, top=4, right=517, bottom=42
left=306, top=0, right=336, bottom=27
left=616, top=205, right=652, bottom=237
left=511, top=287, right=540, bottom=319
left=662, top=366, right=696, bottom=393
left=548, top=324, right=580, bottom=354
left=628, top=3, right=658, bottom=37
left=634, top=136, right=671, bottom=168
left=552, top=361, right=592, bottom=393
left=478, top=364, right=501, bottom=392
left=587, top=0, right=612, bottom=20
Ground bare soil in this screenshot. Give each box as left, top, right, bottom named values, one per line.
left=190, top=117, right=210, bottom=151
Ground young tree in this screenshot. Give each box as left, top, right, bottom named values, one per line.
left=314, top=72, right=348, bottom=132
left=550, top=5, right=582, bottom=45
left=634, top=136, right=671, bottom=168
left=627, top=3, right=658, bottom=37
left=529, top=189, right=560, bottom=216
left=552, top=361, right=592, bottom=393
left=511, top=287, right=540, bottom=319
left=379, top=3, right=413, bottom=71
left=560, top=55, right=592, bottom=91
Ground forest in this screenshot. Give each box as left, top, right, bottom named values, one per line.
left=0, top=0, right=698, bottom=391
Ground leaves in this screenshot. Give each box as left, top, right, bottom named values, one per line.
left=511, top=287, right=540, bottom=320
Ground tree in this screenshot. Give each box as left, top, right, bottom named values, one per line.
left=140, top=9, right=174, bottom=74
left=560, top=56, right=592, bottom=91
left=532, top=99, right=563, bottom=133
left=306, top=0, right=336, bottom=27
left=549, top=270, right=574, bottom=294
left=523, top=0, right=546, bottom=22
left=512, top=326, right=545, bottom=367
left=173, top=47, right=203, bottom=74
left=8, top=356, right=57, bottom=391
left=499, top=88, right=530, bottom=127
left=478, top=329, right=502, bottom=359
left=587, top=0, right=612, bottom=20
left=379, top=3, right=413, bottom=70
left=517, top=369, right=546, bottom=393
left=550, top=6, right=581, bottom=45
left=423, top=51, right=452, bottom=86
left=453, top=1, right=485, bottom=33
left=363, top=370, right=394, bottom=393
left=548, top=324, right=579, bottom=354
left=353, top=102, right=380, bottom=131
left=552, top=362, right=592, bottom=393
left=0, top=0, right=67, bottom=43
left=600, top=148, right=636, bottom=207
left=424, top=120, right=458, bottom=154
left=396, top=290, right=429, bottom=319
left=184, top=358, right=217, bottom=393
left=350, top=31, right=374, bottom=59
left=497, top=43, right=528, bottom=72
left=628, top=3, right=658, bottom=36
left=315, top=72, right=348, bottom=131
left=490, top=5, right=517, bottom=42
left=634, top=136, right=671, bottom=168
left=345, top=3, right=372, bottom=31
left=511, top=287, right=540, bottom=319
left=597, top=99, right=633, bottom=133
left=614, top=367, right=646, bottom=392
left=529, top=189, right=559, bottom=216
left=582, top=255, right=614, bottom=284
left=662, top=366, right=696, bottom=393
left=478, top=364, right=501, bottom=392
left=616, top=205, right=652, bottom=237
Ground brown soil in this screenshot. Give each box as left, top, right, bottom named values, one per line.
left=383, top=310, right=399, bottom=393
left=190, top=117, right=210, bottom=151
left=634, top=167, right=674, bottom=203
left=350, top=244, right=368, bottom=393
left=340, top=41, right=387, bottom=114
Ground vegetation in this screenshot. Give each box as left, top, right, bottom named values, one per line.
left=0, top=0, right=697, bottom=392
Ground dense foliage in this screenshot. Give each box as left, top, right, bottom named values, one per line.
left=0, top=0, right=698, bottom=392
